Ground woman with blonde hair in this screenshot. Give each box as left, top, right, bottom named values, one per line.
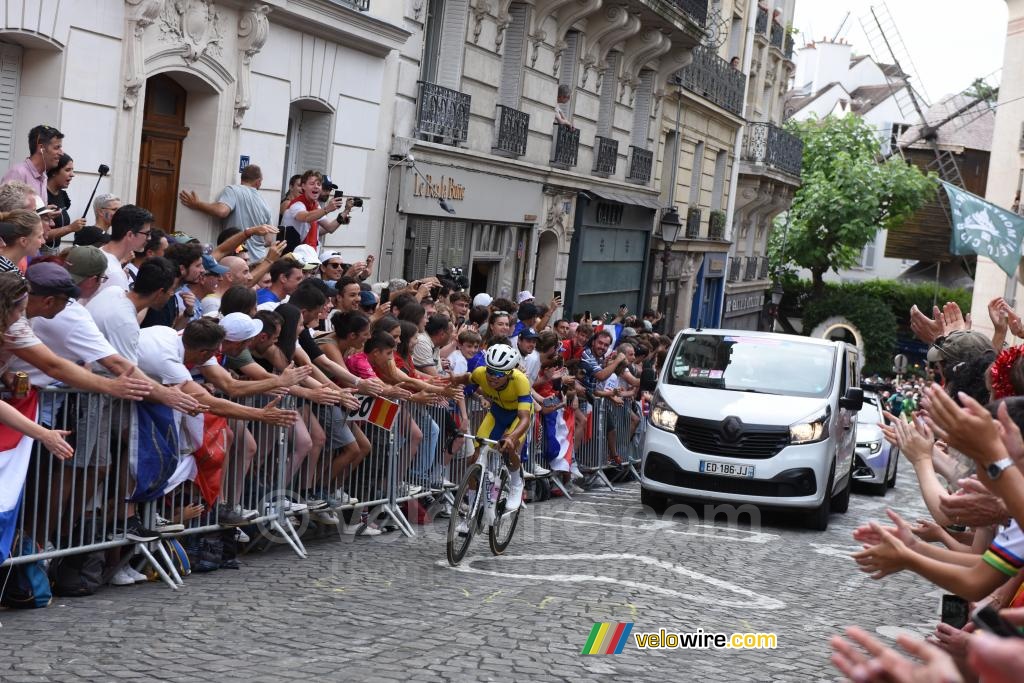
left=0, top=209, right=44, bottom=273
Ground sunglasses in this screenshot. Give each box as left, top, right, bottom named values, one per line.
left=485, top=367, right=512, bottom=378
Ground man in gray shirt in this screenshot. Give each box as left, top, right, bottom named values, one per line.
left=178, top=164, right=274, bottom=261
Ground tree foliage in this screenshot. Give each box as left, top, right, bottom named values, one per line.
left=768, top=115, right=937, bottom=294
left=801, top=291, right=898, bottom=375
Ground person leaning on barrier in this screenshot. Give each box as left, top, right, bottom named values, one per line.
left=0, top=271, right=151, bottom=401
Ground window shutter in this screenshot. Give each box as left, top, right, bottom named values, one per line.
left=710, top=150, right=727, bottom=210
left=0, top=43, right=22, bottom=171
left=630, top=69, right=654, bottom=147
left=436, top=0, right=470, bottom=90
left=558, top=31, right=580, bottom=115
left=293, top=109, right=332, bottom=176
left=498, top=3, right=528, bottom=108
left=596, top=52, right=620, bottom=138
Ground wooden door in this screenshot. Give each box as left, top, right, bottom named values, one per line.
left=137, top=74, right=188, bottom=231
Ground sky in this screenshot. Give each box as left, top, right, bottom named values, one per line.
left=791, top=0, right=1007, bottom=103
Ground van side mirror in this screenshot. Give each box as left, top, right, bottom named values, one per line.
left=839, top=387, right=864, bottom=411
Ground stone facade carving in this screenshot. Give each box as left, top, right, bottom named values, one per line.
left=123, top=0, right=165, bottom=110
left=158, top=0, right=225, bottom=63
left=470, top=0, right=490, bottom=45
left=234, top=5, right=271, bottom=128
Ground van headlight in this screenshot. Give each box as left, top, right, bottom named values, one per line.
left=649, top=394, right=679, bottom=432
left=790, top=414, right=828, bottom=444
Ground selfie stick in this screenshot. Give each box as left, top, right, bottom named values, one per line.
left=81, top=163, right=111, bottom=220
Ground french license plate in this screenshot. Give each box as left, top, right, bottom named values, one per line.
left=700, top=461, right=755, bottom=478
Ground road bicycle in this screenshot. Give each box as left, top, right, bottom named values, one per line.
left=446, top=433, right=522, bottom=566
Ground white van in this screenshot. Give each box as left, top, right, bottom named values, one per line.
left=640, top=329, right=863, bottom=530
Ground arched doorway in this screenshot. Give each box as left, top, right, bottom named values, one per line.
left=137, top=74, right=189, bottom=231
left=534, top=230, right=558, bottom=303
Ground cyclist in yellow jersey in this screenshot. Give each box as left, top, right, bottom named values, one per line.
left=451, top=343, right=532, bottom=510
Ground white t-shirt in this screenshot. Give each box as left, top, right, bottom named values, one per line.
left=96, top=249, right=129, bottom=295
left=283, top=200, right=316, bottom=246
left=449, top=352, right=468, bottom=376
left=201, top=294, right=222, bottom=318
left=85, top=286, right=141, bottom=364
left=136, top=326, right=215, bottom=385
left=13, top=301, right=118, bottom=386
left=520, top=349, right=541, bottom=385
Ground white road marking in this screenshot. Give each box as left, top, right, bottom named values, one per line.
left=534, top=514, right=779, bottom=544
left=437, top=552, right=786, bottom=610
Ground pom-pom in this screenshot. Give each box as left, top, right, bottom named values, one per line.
left=990, top=345, right=1024, bottom=399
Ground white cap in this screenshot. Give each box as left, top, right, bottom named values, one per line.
left=290, top=244, right=320, bottom=270
left=472, top=292, right=493, bottom=308
left=220, top=312, right=263, bottom=342
left=516, top=290, right=534, bottom=304
left=319, top=251, right=344, bottom=264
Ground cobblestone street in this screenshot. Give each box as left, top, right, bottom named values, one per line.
left=1, top=468, right=940, bottom=682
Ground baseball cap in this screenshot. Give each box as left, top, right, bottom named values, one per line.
left=519, top=327, right=539, bottom=340
left=319, top=251, right=344, bottom=265
left=26, top=262, right=80, bottom=299
left=170, top=231, right=199, bottom=244
left=33, top=195, right=60, bottom=218
left=926, top=330, right=993, bottom=363
left=359, top=290, right=377, bottom=308
left=291, top=244, right=320, bottom=271
left=201, top=254, right=228, bottom=275
left=388, top=277, right=408, bottom=292
left=621, top=327, right=638, bottom=339
left=64, top=246, right=109, bottom=283
left=516, top=290, right=534, bottom=304
left=473, top=292, right=493, bottom=308
left=220, top=312, right=263, bottom=342
left=73, top=225, right=111, bottom=247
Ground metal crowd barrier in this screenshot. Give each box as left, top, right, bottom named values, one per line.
left=605, top=397, right=644, bottom=481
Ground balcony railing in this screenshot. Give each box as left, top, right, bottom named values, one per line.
left=770, top=22, right=784, bottom=50
left=415, top=81, right=470, bottom=145
left=784, top=34, right=794, bottom=60
left=709, top=210, right=726, bottom=240
left=592, top=136, right=619, bottom=176
left=744, top=256, right=758, bottom=280
left=677, top=45, right=745, bottom=117
left=492, top=104, right=529, bottom=158
left=743, top=122, right=804, bottom=178
left=626, top=146, right=653, bottom=184
left=728, top=257, right=741, bottom=282
left=671, top=0, right=709, bottom=27
left=685, top=207, right=702, bottom=239
left=755, top=5, right=768, bottom=34
left=550, top=123, right=580, bottom=169
left=758, top=256, right=770, bottom=279
left=331, top=0, right=370, bottom=9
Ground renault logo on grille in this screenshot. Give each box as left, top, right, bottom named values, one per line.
left=721, top=416, right=743, bottom=442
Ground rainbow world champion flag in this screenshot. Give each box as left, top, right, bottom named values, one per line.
left=582, top=622, right=634, bottom=655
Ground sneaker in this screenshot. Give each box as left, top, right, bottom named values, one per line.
left=302, top=491, right=328, bottom=511
left=436, top=501, right=453, bottom=519
left=506, top=479, right=525, bottom=512
left=217, top=505, right=251, bottom=527
left=125, top=565, right=148, bottom=583
left=110, top=566, right=139, bottom=586
left=533, top=464, right=550, bottom=477
left=281, top=498, right=308, bottom=514
left=122, top=515, right=160, bottom=542
left=312, top=509, right=339, bottom=525
left=401, top=483, right=423, bottom=497
left=455, top=519, right=470, bottom=536
left=429, top=479, right=454, bottom=493
left=327, top=490, right=358, bottom=508
left=153, top=515, right=184, bottom=534
left=235, top=528, right=250, bottom=544
left=343, top=522, right=382, bottom=536
left=569, top=483, right=586, bottom=495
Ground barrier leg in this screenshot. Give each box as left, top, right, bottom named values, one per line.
left=152, top=540, right=185, bottom=586
left=135, top=543, right=179, bottom=590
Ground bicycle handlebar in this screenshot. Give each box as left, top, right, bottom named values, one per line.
left=457, top=432, right=501, bottom=447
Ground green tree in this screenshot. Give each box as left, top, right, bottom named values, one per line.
left=768, top=115, right=936, bottom=296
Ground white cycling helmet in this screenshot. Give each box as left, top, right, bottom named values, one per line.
left=484, top=343, right=520, bottom=372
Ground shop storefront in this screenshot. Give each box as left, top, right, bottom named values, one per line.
left=722, top=289, right=766, bottom=331
left=689, top=252, right=727, bottom=328
left=397, top=160, right=542, bottom=300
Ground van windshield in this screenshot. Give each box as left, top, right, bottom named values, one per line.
left=667, top=334, right=837, bottom=398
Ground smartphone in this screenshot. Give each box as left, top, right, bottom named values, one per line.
left=941, top=594, right=969, bottom=629
left=971, top=603, right=1024, bottom=638
left=331, top=188, right=344, bottom=201
left=554, top=290, right=562, bottom=300
left=380, top=287, right=390, bottom=303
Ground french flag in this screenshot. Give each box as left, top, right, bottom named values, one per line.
left=541, top=405, right=575, bottom=473
left=129, top=401, right=180, bottom=502
left=0, top=392, right=39, bottom=563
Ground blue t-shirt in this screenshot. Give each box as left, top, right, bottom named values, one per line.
left=463, top=351, right=486, bottom=396
left=256, top=288, right=280, bottom=305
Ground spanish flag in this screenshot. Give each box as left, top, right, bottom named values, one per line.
left=367, top=397, right=400, bottom=430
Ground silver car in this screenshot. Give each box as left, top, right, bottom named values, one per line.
left=851, top=393, right=899, bottom=494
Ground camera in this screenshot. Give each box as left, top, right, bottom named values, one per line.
left=439, top=266, right=469, bottom=291
left=351, top=197, right=363, bottom=208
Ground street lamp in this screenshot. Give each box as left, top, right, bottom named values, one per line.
left=769, top=280, right=784, bottom=331
left=658, top=207, right=683, bottom=328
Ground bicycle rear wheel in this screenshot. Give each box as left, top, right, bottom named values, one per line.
left=488, top=468, right=521, bottom=555
left=447, top=463, right=482, bottom=566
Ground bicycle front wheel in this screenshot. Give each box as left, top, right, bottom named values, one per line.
left=447, top=462, right=482, bottom=566
left=488, top=468, right=521, bottom=556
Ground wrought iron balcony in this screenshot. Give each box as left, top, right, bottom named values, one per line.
left=627, top=146, right=653, bottom=184
left=728, top=256, right=741, bottom=282
left=415, top=81, right=471, bottom=145
left=550, top=123, right=580, bottom=169
left=709, top=210, right=726, bottom=240
left=784, top=34, right=795, bottom=60
left=671, top=0, right=709, bottom=27
left=677, top=45, right=745, bottom=117
left=770, top=22, right=784, bottom=50
left=743, top=122, right=803, bottom=178
left=758, top=256, right=770, bottom=279
left=755, top=5, right=768, bottom=34
left=592, top=136, right=619, bottom=177
left=685, top=207, right=702, bottom=239
left=492, top=104, right=529, bottom=158
left=744, top=256, right=758, bottom=280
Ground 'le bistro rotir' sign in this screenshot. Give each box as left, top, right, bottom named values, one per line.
left=413, top=173, right=466, bottom=201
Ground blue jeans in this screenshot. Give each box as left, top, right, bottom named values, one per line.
left=410, top=408, right=440, bottom=480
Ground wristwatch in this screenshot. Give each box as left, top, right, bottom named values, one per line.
left=986, top=457, right=1015, bottom=480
